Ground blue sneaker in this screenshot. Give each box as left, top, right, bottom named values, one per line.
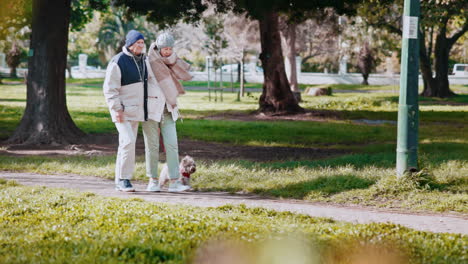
left=116, top=179, right=135, bottom=192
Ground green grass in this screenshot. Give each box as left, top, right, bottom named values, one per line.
left=182, top=80, right=265, bottom=89
left=0, top=181, right=466, bottom=264
left=62, top=78, right=468, bottom=94
left=1, top=140, right=466, bottom=213
left=65, top=78, right=105, bottom=85
left=2, top=84, right=465, bottom=142
left=0, top=83, right=466, bottom=213
left=178, top=119, right=397, bottom=147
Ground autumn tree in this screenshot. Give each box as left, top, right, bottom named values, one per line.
left=0, top=0, right=32, bottom=41
left=118, top=0, right=360, bottom=113
left=202, top=15, right=228, bottom=69
left=279, top=9, right=339, bottom=101
left=357, top=41, right=375, bottom=85
left=295, top=13, right=341, bottom=73
left=279, top=16, right=301, bottom=101
left=338, top=16, right=399, bottom=84
left=0, top=0, right=32, bottom=79
left=5, top=43, right=21, bottom=78
left=207, top=1, right=362, bottom=113
left=222, top=12, right=260, bottom=84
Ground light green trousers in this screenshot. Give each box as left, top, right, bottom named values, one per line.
left=142, top=111, right=180, bottom=180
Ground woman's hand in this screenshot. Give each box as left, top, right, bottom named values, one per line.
left=116, top=110, right=124, bottom=123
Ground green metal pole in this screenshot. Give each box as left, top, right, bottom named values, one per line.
left=396, top=0, right=420, bottom=177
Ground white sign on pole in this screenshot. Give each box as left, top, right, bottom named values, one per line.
left=403, top=16, right=418, bottom=39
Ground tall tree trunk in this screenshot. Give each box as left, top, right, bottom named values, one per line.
left=7, top=0, right=85, bottom=145
left=358, top=41, right=373, bottom=86
left=9, top=67, right=17, bottom=78
left=237, top=48, right=247, bottom=84
left=258, top=11, right=303, bottom=114
left=420, top=30, right=455, bottom=97
left=418, top=33, right=435, bottom=93
left=237, top=62, right=241, bottom=83
left=281, top=21, right=301, bottom=102
left=66, top=60, right=73, bottom=79
left=361, top=74, right=369, bottom=85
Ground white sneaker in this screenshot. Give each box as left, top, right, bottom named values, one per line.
left=168, top=181, right=191, bottom=192
left=146, top=178, right=161, bottom=192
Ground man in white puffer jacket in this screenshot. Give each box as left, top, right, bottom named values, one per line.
left=104, top=30, right=147, bottom=192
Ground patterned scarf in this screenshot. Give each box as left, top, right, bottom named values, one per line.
left=147, top=43, right=192, bottom=107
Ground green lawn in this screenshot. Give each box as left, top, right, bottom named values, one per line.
left=0, top=83, right=467, bottom=213
left=0, top=180, right=466, bottom=264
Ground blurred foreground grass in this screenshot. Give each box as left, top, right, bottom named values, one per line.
left=0, top=180, right=466, bottom=264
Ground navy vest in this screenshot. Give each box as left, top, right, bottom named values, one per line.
left=112, top=52, right=148, bottom=120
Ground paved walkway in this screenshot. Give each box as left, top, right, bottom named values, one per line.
left=1, top=171, right=467, bottom=235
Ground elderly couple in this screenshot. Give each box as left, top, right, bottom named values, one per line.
left=103, top=30, right=192, bottom=193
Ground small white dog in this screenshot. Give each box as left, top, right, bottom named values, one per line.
left=159, top=155, right=196, bottom=188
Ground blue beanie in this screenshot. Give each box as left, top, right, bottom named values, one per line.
left=125, top=30, right=144, bottom=48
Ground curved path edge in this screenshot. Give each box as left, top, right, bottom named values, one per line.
left=1, top=171, right=466, bottom=235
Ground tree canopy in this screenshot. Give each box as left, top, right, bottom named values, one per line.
left=113, top=0, right=207, bottom=27
left=0, top=0, right=32, bottom=41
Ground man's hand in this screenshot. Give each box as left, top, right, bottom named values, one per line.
left=116, top=110, right=124, bottom=123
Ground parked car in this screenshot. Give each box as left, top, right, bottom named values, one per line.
left=452, top=64, right=468, bottom=76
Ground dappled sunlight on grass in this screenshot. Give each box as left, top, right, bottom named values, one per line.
left=1, top=84, right=466, bottom=137
left=302, top=93, right=399, bottom=112
left=1, top=181, right=465, bottom=263
left=178, top=91, right=259, bottom=113
left=176, top=119, right=397, bottom=147
left=420, top=138, right=468, bottom=144
left=0, top=83, right=466, bottom=213
left=0, top=139, right=466, bottom=213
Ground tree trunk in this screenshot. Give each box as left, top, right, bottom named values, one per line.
left=419, top=34, right=435, bottom=92
left=258, top=11, right=303, bottom=114
left=9, top=67, right=17, bottom=78
left=7, top=0, right=85, bottom=145
left=420, top=31, right=455, bottom=97
left=281, top=21, right=301, bottom=102
left=66, top=60, right=73, bottom=79
left=237, top=48, right=247, bottom=85
left=361, top=74, right=369, bottom=85
left=358, top=42, right=373, bottom=86
left=237, top=62, right=241, bottom=84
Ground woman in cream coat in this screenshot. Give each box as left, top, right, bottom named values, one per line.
left=143, top=32, right=192, bottom=192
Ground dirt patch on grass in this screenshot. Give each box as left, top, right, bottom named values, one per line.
left=0, top=133, right=351, bottom=162
left=205, top=110, right=343, bottom=122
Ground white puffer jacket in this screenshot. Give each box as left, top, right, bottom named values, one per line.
left=103, top=47, right=146, bottom=123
